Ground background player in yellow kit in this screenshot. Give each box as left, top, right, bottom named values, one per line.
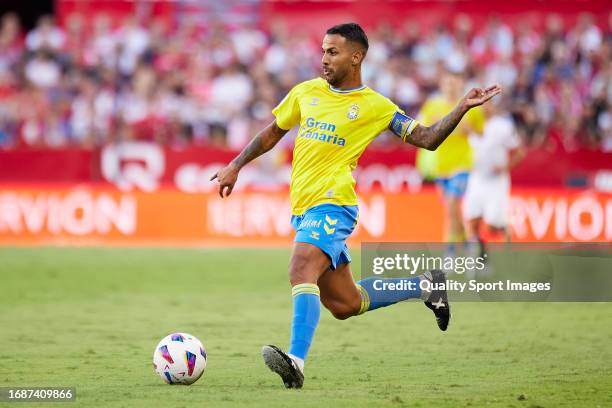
left=418, top=69, right=485, bottom=254
left=212, top=23, right=500, bottom=389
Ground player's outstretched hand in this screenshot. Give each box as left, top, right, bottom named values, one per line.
left=210, top=162, right=240, bottom=198
left=461, top=85, right=502, bottom=109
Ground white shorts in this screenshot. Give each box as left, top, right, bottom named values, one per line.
left=463, top=173, right=510, bottom=228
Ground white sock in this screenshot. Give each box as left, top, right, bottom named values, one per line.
left=287, top=353, right=305, bottom=373
left=419, top=275, right=432, bottom=301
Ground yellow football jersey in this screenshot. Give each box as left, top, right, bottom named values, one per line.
left=273, top=77, right=416, bottom=215
left=418, top=95, right=485, bottom=178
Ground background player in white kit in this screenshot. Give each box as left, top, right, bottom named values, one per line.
left=463, top=99, right=525, bottom=253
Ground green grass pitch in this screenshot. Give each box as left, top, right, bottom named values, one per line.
left=1, top=247, right=610, bottom=407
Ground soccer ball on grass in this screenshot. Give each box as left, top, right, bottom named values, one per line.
left=153, top=333, right=207, bottom=385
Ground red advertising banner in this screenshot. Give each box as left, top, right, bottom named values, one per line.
left=0, top=144, right=610, bottom=191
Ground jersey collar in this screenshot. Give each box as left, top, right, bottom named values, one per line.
left=328, top=84, right=367, bottom=94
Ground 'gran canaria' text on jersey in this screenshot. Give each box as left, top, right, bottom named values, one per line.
left=300, top=117, right=346, bottom=146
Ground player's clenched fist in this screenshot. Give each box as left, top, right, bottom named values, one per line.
left=210, top=162, right=240, bottom=198
left=460, top=85, right=502, bottom=109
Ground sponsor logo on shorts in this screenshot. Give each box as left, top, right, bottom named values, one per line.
left=300, top=219, right=321, bottom=229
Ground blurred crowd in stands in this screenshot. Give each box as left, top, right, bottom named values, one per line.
left=0, top=10, right=610, bottom=151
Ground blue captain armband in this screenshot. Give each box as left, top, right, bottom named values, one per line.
left=389, top=111, right=419, bottom=142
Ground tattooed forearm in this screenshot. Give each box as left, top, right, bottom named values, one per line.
left=429, top=104, right=468, bottom=146
left=407, top=85, right=501, bottom=150
left=231, top=122, right=287, bottom=168
left=410, top=104, right=468, bottom=151
left=232, top=134, right=266, bottom=168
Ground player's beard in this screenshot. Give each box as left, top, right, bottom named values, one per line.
left=322, top=66, right=344, bottom=87
left=322, top=66, right=334, bottom=84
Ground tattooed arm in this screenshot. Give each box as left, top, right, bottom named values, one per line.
left=210, top=121, right=289, bottom=198
left=409, top=85, right=502, bottom=151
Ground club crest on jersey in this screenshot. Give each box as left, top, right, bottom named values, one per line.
left=347, top=104, right=359, bottom=120
left=309, top=97, right=319, bottom=106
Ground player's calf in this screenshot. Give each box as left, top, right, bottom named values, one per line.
left=354, top=271, right=451, bottom=331
left=321, top=296, right=361, bottom=320
left=317, top=263, right=363, bottom=320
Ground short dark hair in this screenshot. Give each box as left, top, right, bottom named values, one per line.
left=326, top=23, right=369, bottom=52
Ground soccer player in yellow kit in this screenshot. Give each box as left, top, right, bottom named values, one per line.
left=212, top=23, right=500, bottom=389
left=418, top=70, right=485, bottom=252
